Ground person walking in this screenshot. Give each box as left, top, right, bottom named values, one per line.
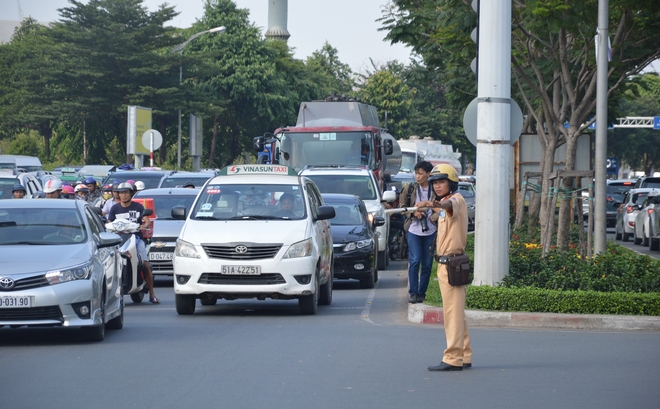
left=421, top=164, right=471, bottom=372
left=399, top=161, right=436, bottom=304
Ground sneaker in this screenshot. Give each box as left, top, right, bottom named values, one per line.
left=408, top=294, right=418, bottom=303
left=418, top=294, right=426, bottom=303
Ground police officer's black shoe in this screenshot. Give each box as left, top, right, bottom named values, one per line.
left=408, top=294, right=418, bottom=304
left=463, top=363, right=472, bottom=368
left=428, top=362, right=463, bottom=371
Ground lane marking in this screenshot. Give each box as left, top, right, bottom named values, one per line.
left=361, top=280, right=380, bottom=325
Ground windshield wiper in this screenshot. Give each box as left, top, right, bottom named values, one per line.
left=4, top=241, right=44, bottom=245
left=194, top=215, right=220, bottom=220
left=230, top=215, right=278, bottom=220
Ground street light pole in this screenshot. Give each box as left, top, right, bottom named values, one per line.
left=173, top=26, right=226, bottom=170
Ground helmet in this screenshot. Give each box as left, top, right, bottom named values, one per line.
left=115, top=182, right=134, bottom=192
left=428, top=164, right=459, bottom=183
left=43, top=179, right=63, bottom=193
left=12, top=184, right=26, bottom=193
left=102, top=184, right=112, bottom=192
left=111, top=182, right=121, bottom=192
left=135, top=181, right=145, bottom=191
left=84, top=177, right=96, bottom=185
left=74, top=184, right=89, bottom=193
left=62, top=185, right=75, bottom=194
left=126, top=179, right=136, bottom=186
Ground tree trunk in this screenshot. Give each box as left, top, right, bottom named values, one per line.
left=159, top=121, right=167, bottom=164
left=538, top=137, right=557, bottom=246
left=39, top=121, right=52, bottom=159
left=208, top=116, right=219, bottom=168
left=556, top=130, right=579, bottom=250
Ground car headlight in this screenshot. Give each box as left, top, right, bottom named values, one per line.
left=45, top=261, right=92, bottom=285
left=343, top=239, right=372, bottom=252
left=175, top=239, right=201, bottom=259
left=283, top=238, right=312, bottom=259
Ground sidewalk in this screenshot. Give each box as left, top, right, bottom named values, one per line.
left=408, top=303, right=660, bottom=331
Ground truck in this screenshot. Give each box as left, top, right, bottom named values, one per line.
left=397, top=136, right=462, bottom=175
left=253, top=99, right=402, bottom=188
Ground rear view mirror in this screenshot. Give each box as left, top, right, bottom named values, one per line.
left=253, top=136, right=265, bottom=152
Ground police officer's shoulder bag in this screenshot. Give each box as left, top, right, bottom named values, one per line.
left=435, top=254, right=471, bottom=286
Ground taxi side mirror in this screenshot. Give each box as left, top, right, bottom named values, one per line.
left=315, top=205, right=335, bottom=221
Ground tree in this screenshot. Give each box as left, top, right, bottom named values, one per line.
left=305, top=42, right=355, bottom=95
left=610, top=73, right=660, bottom=175
left=381, top=0, right=660, bottom=251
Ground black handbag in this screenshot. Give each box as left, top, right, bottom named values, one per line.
left=436, top=254, right=471, bottom=286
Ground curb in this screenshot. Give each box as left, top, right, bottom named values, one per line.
left=408, top=303, right=660, bottom=331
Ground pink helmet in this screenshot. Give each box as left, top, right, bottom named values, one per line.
left=62, top=185, right=75, bottom=194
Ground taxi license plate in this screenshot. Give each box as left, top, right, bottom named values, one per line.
left=221, top=265, right=261, bottom=275
left=0, top=296, right=32, bottom=308
left=149, top=252, right=174, bottom=261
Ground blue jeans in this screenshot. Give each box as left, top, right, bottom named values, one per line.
left=407, top=231, right=436, bottom=297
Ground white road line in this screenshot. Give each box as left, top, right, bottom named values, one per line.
left=360, top=280, right=380, bottom=325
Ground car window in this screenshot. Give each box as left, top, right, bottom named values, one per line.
left=190, top=184, right=304, bottom=220
left=0, top=179, right=16, bottom=199
left=159, top=176, right=212, bottom=188
left=329, top=203, right=364, bottom=225
left=0, top=208, right=87, bottom=245
left=85, top=207, right=103, bottom=238
left=305, top=174, right=377, bottom=200
left=631, top=192, right=648, bottom=205
left=135, top=194, right=198, bottom=219
left=458, top=184, right=475, bottom=198
left=104, top=173, right=165, bottom=189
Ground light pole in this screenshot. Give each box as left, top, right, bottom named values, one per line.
left=173, top=26, right=226, bottom=170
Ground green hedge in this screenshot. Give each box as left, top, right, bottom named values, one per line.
left=423, top=234, right=660, bottom=315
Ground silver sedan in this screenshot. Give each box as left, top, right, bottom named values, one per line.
left=0, top=199, right=123, bottom=341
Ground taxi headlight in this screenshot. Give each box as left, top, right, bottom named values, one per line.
left=45, top=261, right=92, bottom=285
left=175, top=239, right=200, bottom=259
left=283, top=238, right=312, bottom=259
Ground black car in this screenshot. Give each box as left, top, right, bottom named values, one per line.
left=322, top=193, right=384, bottom=289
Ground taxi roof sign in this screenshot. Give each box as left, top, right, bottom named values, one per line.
left=218, top=164, right=297, bottom=176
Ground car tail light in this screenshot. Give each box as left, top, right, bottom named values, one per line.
left=606, top=195, right=613, bottom=202
left=648, top=208, right=654, bottom=216
left=626, top=205, right=634, bottom=213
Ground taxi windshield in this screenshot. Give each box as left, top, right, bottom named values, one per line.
left=191, top=184, right=306, bottom=220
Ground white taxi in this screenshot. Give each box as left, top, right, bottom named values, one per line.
left=172, top=164, right=335, bottom=315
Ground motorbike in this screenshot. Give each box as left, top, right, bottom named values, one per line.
left=388, top=212, right=408, bottom=260
left=105, top=219, right=148, bottom=303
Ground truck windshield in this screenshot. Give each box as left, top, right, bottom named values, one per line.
left=278, top=132, right=374, bottom=171
left=400, top=151, right=417, bottom=173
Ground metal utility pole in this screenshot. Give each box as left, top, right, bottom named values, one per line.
left=172, top=26, right=226, bottom=170
left=472, top=0, right=512, bottom=286
left=594, top=0, right=609, bottom=254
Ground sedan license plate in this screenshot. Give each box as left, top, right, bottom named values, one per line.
left=149, top=252, right=174, bottom=261
left=221, top=265, right=261, bottom=275
left=0, top=296, right=32, bottom=308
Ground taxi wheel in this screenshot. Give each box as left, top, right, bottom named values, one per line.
left=176, top=294, right=196, bottom=315
left=319, top=266, right=333, bottom=306
left=299, top=274, right=319, bottom=315
left=622, top=232, right=631, bottom=242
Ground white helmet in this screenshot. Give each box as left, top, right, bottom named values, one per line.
left=43, top=179, right=63, bottom=193
left=135, top=181, right=145, bottom=191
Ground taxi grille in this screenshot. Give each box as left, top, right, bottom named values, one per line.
left=202, top=243, right=282, bottom=260
left=0, top=275, right=49, bottom=292
left=0, top=306, right=63, bottom=322
left=199, top=273, right=286, bottom=285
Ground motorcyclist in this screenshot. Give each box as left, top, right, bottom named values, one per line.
left=12, top=184, right=26, bottom=199
left=74, top=184, right=90, bottom=201
left=43, top=179, right=63, bottom=198
left=107, top=182, right=159, bottom=304
left=134, top=181, right=145, bottom=191
left=96, top=184, right=113, bottom=209
left=61, top=185, right=75, bottom=199
left=102, top=183, right=121, bottom=216
left=85, top=177, right=102, bottom=204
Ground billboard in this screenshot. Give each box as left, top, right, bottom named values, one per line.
left=127, top=106, right=152, bottom=155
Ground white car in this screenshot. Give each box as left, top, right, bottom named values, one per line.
left=299, top=166, right=397, bottom=270
left=615, top=188, right=654, bottom=242
left=0, top=170, right=43, bottom=199
left=172, top=164, right=335, bottom=315
left=633, top=190, right=660, bottom=246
